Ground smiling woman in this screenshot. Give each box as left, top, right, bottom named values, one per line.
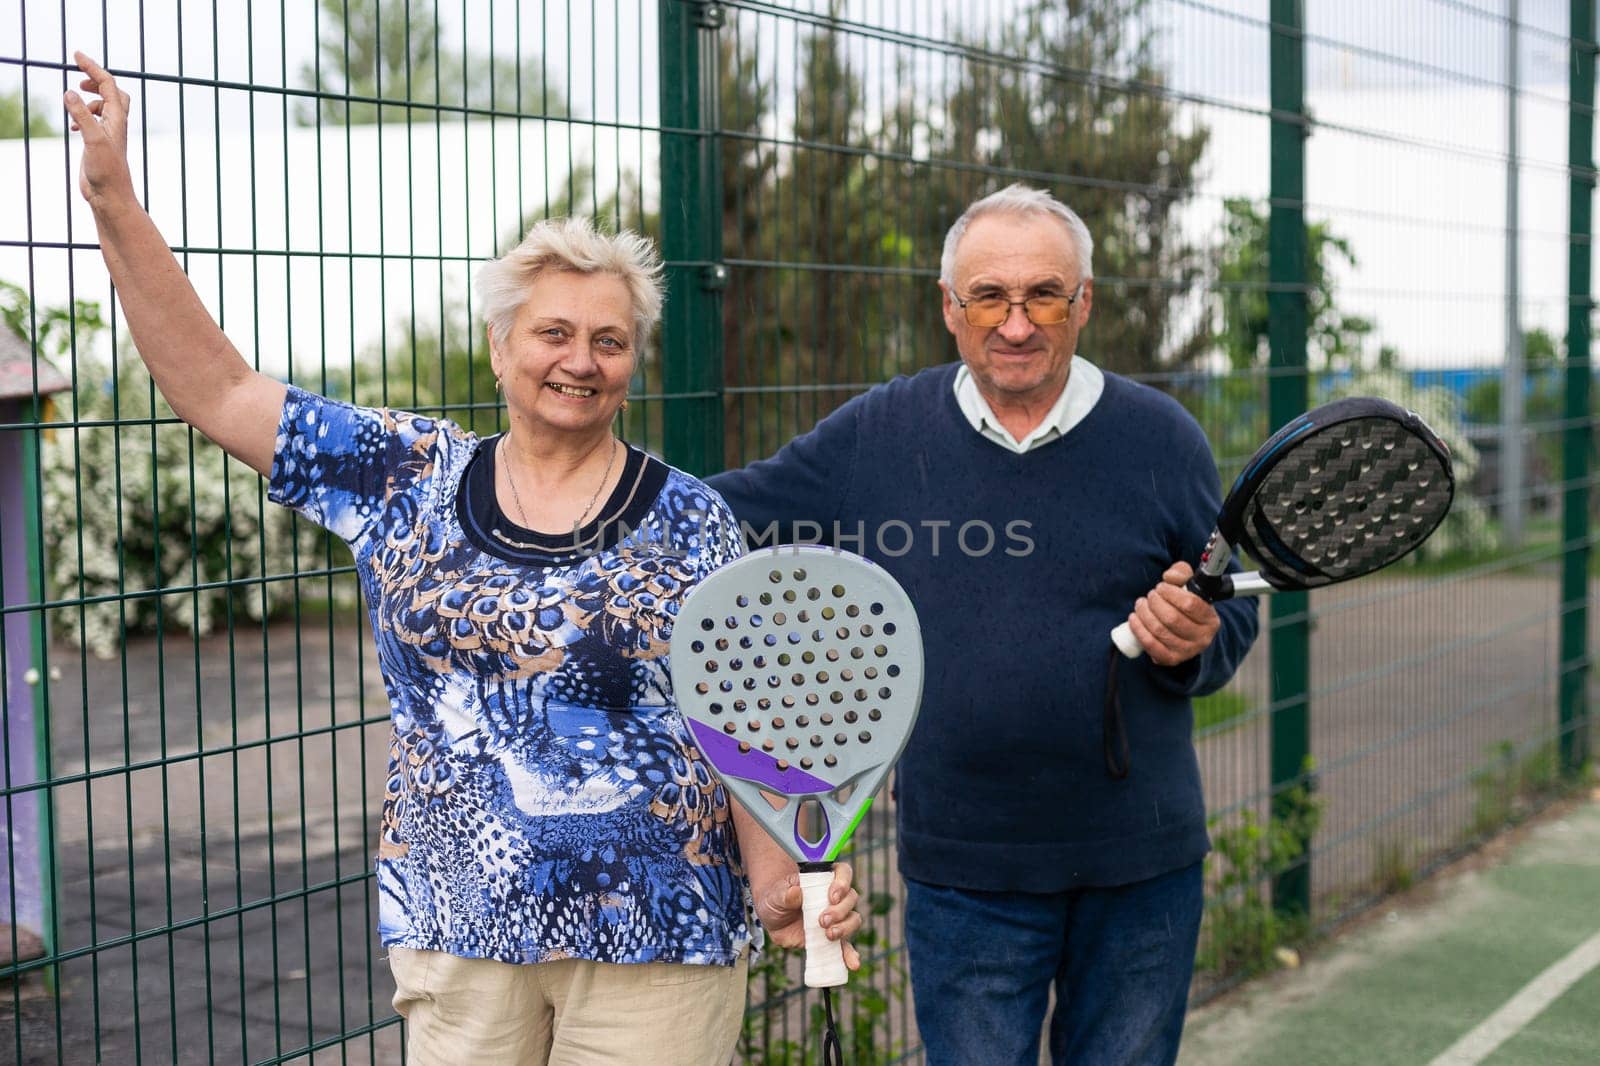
left=479, top=229, right=648, bottom=537
left=62, top=50, right=865, bottom=1066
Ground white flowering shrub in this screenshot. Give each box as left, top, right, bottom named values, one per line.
left=1327, top=370, right=1494, bottom=561
left=43, top=356, right=347, bottom=657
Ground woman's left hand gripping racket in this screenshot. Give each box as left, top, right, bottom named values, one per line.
left=670, top=546, right=924, bottom=988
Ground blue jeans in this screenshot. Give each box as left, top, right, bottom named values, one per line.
left=903, top=862, right=1204, bottom=1066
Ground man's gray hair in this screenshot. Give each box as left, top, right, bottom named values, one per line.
left=939, top=183, right=1095, bottom=286
left=477, top=217, right=664, bottom=350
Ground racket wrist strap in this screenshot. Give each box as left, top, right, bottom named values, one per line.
left=1103, top=645, right=1132, bottom=779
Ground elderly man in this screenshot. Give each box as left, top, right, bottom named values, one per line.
left=708, top=184, right=1259, bottom=1066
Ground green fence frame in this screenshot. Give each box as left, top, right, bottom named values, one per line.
left=0, top=1, right=1594, bottom=1061
left=1562, top=0, right=1595, bottom=778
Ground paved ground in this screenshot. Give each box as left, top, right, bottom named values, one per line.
left=1179, top=791, right=1600, bottom=1066
left=2, top=619, right=400, bottom=1065
left=1195, top=573, right=1592, bottom=923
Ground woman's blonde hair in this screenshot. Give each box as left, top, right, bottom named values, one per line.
left=476, top=217, right=665, bottom=352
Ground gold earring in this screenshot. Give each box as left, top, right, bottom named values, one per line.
left=620, top=397, right=630, bottom=412
left=494, top=377, right=502, bottom=394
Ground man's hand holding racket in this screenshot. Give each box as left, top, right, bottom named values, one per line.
left=1126, top=562, right=1223, bottom=667
left=1110, top=397, right=1454, bottom=660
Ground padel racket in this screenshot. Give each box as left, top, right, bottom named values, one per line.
left=1111, top=395, right=1454, bottom=658
left=670, top=546, right=924, bottom=987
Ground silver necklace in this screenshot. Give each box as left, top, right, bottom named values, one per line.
left=493, top=435, right=618, bottom=550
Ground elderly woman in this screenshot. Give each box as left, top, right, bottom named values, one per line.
left=65, top=53, right=861, bottom=1064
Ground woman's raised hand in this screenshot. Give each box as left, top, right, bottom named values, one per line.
left=56, top=49, right=285, bottom=476
left=62, top=51, right=136, bottom=209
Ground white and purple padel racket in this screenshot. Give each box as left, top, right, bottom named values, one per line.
left=670, top=545, right=924, bottom=988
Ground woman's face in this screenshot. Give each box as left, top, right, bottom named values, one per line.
left=491, top=270, right=636, bottom=439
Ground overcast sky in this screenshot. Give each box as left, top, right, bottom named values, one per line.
left=0, top=0, right=1583, bottom=375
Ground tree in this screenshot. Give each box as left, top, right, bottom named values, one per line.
left=1215, top=197, right=1373, bottom=372
left=904, top=0, right=1213, bottom=377
left=1463, top=328, right=1561, bottom=425
left=1, top=280, right=102, bottom=354
left=0, top=87, right=55, bottom=139
left=716, top=7, right=922, bottom=466
left=351, top=167, right=658, bottom=445
left=297, top=0, right=566, bottom=126
left=1463, top=328, right=1589, bottom=517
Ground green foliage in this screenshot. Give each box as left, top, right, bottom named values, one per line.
left=1193, top=688, right=1253, bottom=735
left=720, top=5, right=915, bottom=466
left=1461, top=328, right=1592, bottom=520
left=741, top=887, right=904, bottom=1065
left=0, top=87, right=56, bottom=139
left=903, top=0, right=1214, bottom=377
left=1371, top=836, right=1415, bottom=895
left=1187, top=199, right=1378, bottom=473
left=1197, top=760, right=1322, bottom=980
left=41, top=349, right=339, bottom=656
left=1470, top=739, right=1567, bottom=838
left=8, top=284, right=337, bottom=655
left=1, top=280, right=106, bottom=358
left=348, top=297, right=501, bottom=439
left=296, top=0, right=566, bottom=126
left=717, top=0, right=1220, bottom=469
left=1463, top=328, right=1563, bottom=426
left=1214, top=198, right=1374, bottom=372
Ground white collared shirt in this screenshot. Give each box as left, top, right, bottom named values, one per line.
left=953, top=357, right=1105, bottom=453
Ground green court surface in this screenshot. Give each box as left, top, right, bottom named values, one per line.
left=1179, top=795, right=1600, bottom=1066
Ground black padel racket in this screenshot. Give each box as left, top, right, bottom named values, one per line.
left=1111, top=395, right=1455, bottom=658
left=670, top=546, right=924, bottom=987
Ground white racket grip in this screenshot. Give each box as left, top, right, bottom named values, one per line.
left=798, top=869, right=848, bottom=988
left=1111, top=620, right=1146, bottom=659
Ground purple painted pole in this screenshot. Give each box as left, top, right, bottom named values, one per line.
left=0, top=338, right=67, bottom=966
left=0, top=398, right=46, bottom=955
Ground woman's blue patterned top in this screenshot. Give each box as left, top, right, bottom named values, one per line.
left=268, top=385, right=753, bottom=966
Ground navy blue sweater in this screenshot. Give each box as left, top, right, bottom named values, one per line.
left=708, top=363, right=1259, bottom=891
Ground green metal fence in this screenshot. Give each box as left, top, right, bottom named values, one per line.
left=0, top=0, right=1593, bottom=1061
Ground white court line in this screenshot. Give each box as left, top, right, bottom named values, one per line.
left=1426, top=928, right=1600, bottom=1066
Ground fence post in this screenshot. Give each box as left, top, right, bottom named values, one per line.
left=1268, top=0, right=1313, bottom=919
left=1561, top=0, right=1595, bottom=775
left=0, top=379, right=60, bottom=976
left=658, top=0, right=726, bottom=477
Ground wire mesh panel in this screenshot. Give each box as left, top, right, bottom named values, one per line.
left=1292, top=0, right=1596, bottom=942
left=2, top=2, right=658, bottom=1062
left=0, top=0, right=1592, bottom=1063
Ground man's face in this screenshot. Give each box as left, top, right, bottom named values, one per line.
left=939, top=212, right=1092, bottom=409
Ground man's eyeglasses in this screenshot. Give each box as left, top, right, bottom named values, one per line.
left=953, top=283, right=1084, bottom=328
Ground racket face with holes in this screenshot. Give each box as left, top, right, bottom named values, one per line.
left=669, top=546, right=924, bottom=865
left=1222, top=397, right=1454, bottom=590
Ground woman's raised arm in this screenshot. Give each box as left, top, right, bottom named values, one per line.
left=64, top=51, right=285, bottom=477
